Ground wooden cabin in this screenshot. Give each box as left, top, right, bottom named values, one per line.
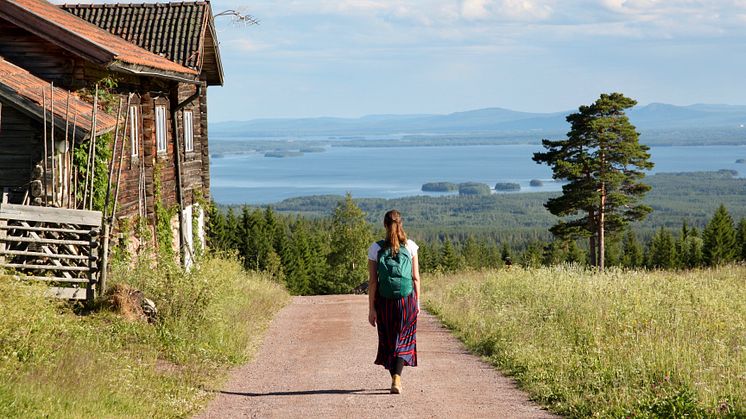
left=0, top=0, right=224, bottom=267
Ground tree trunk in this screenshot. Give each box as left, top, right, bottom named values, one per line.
left=598, top=183, right=606, bottom=272
left=589, top=235, right=596, bottom=267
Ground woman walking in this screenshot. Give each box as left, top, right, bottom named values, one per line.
left=367, top=210, right=420, bottom=394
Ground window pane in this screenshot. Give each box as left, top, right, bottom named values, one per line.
left=156, top=106, right=166, bottom=153
left=184, top=111, right=194, bottom=152
left=129, top=106, right=138, bottom=157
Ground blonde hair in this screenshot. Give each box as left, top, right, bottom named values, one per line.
left=384, top=210, right=407, bottom=256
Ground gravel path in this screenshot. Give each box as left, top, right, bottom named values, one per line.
left=196, top=295, right=557, bottom=418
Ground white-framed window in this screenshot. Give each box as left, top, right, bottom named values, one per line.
left=155, top=105, right=167, bottom=153
left=183, top=110, right=194, bottom=152
left=129, top=105, right=139, bottom=157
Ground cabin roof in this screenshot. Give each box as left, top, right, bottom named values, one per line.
left=60, top=2, right=223, bottom=86
left=0, top=56, right=118, bottom=137
left=0, top=0, right=198, bottom=82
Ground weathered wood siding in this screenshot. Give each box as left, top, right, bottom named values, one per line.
left=0, top=102, right=40, bottom=202
left=199, top=82, right=210, bottom=201
left=175, top=82, right=208, bottom=207
left=0, top=16, right=211, bottom=259
left=0, top=19, right=79, bottom=87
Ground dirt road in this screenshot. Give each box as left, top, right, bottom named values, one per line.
left=196, top=295, right=556, bottom=418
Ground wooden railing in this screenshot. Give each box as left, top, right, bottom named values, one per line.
left=0, top=203, right=102, bottom=302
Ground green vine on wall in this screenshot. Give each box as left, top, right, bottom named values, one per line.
left=72, top=77, right=120, bottom=212
left=153, top=161, right=178, bottom=263
left=72, top=131, right=112, bottom=212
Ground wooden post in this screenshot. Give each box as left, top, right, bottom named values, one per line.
left=63, top=92, right=71, bottom=208
left=111, top=94, right=132, bottom=227
left=50, top=83, right=56, bottom=206
left=88, top=228, right=99, bottom=304
left=99, top=223, right=109, bottom=298
left=83, top=85, right=99, bottom=210
left=42, top=87, right=48, bottom=206
left=104, top=98, right=124, bottom=220
left=88, top=86, right=99, bottom=211
left=70, top=111, right=78, bottom=208
left=0, top=215, right=6, bottom=267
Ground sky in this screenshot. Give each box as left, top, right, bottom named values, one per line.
left=88, top=1, right=746, bottom=121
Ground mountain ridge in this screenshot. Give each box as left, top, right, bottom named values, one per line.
left=211, top=103, right=746, bottom=137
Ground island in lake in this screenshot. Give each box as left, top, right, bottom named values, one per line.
left=422, top=182, right=458, bottom=192
left=495, top=182, right=521, bottom=191
left=459, top=182, right=491, bottom=196
left=265, top=151, right=304, bottom=158
left=737, top=158, right=745, bottom=164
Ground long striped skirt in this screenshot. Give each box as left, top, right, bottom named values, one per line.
left=374, top=292, right=418, bottom=370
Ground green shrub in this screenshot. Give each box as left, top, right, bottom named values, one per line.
left=0, top=256, right=289, bottom=418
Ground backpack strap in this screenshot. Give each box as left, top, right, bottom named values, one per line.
left=376, top=240, right=387, bottom=260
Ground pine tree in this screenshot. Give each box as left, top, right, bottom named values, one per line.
left=206, top=202, right=230, bottom=253
left=281, top=220, right=312, bottom=295
left=622, top=230, right=643, bottom=268
left=736, top=218, right=746, bottom=262
left=702, top=204, right=737, bottom=266
left=648, top=227, right=677, bottom=269
left=500, top=242, right=513, bottom=266
left=533, top=93, right=654, bottom=271
left=440, top=238, right=462, bottom=272
left=326, top=194, right=372, bottom=294
left=542, top=240, right=565, bottom=266
left=565, top=240, right=586, bottom=265
left=521, top=242, right=543, bottom=268
left=461, top=235, right=484, bottom=269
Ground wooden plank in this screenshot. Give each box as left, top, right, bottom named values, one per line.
left=0, top=249, right=89, bottom=260
left=19, top=223, right=76, bottom=280
left=1, top=224, right=92, bottom=235
left=1, top=236, right=89, bottom=246
left=45, top=286, right=88, bottom=299
left=2, top=263, right=89, bottom=272
left=0, top=217, right=5, bottom=265
left=0, top=203, right=101, bottom=227
left=13, top=275, right=88, bottom=283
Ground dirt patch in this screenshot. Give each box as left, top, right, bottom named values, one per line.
left=195, top=295, right=556, bottom=418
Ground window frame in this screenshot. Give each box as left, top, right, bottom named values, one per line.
left=155, top=105, right=167, bottom=154
left=183, top=110, right=194, bottom=153
left=129, top=105, right=140, bottom=158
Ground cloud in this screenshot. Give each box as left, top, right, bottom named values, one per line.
left=462, top=0, right=490, bottom=19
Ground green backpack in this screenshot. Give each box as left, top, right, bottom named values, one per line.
left=376, top=240, right=413, bottom=299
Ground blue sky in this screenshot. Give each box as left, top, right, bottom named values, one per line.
left=142, top=1, right=746, bottom=120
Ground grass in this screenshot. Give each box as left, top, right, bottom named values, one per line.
left=0, top=255, right=290, bottom=418
left=424, top=265, right=746, bottom=418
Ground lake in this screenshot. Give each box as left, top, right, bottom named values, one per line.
left=210, top=143, right=746, bottom=204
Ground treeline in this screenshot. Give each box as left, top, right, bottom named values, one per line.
left=208, top=195, right=373, bottom=295
left=420, top=204, right=746, bottom=271
left=208, top=196, right=746, bottom=295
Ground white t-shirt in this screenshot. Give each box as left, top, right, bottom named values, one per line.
left=367, top=239, right=419, bottom=261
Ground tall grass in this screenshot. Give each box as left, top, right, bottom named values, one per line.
left=425, top=265, right=746, bottom=417
left=0, top=255, right=289, bottom=418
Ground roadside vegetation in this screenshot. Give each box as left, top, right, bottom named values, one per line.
left=0, top=255, right=289, bottom=418
left=425, top=265, right=746, bottom=417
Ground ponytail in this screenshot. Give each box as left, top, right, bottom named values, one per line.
left=384, top=210, right=407, bottom=256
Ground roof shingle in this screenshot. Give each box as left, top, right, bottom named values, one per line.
left=0, top=55, right=118, bottom=137
left=0, top=0, right=198, bottom=80
left=61, top=2, right=223, bottom=86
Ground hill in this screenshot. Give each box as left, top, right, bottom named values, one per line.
left=211, top=103, right=746, bottom=138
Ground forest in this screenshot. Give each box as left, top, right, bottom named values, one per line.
left=208, top=176, right=746, bottom=295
